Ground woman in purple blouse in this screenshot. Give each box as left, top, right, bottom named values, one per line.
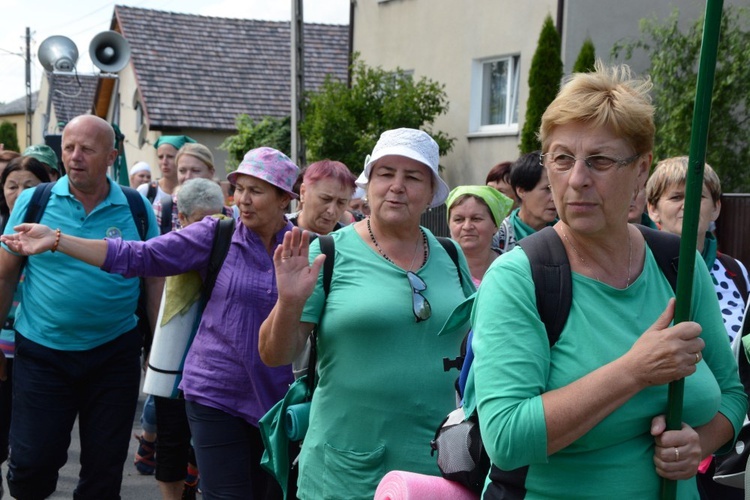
left=2, top=147, right=301, bottom=500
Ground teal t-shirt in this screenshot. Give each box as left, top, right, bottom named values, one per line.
left=298, top=224, right=475, bottom=499
left=1, top=177, right=159, bottom=350
left=469, top=245, right=747, bottom=499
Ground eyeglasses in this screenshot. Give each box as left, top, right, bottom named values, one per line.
left=406, top=271, right=432, bottom=322
left=540, top=152, right=640, bottom=174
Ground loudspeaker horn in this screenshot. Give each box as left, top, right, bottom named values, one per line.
left=38, top=35, right=79, bottom=72
left=89, top=31, right=131, bottom=73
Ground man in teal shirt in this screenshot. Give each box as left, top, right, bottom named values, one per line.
left=0, top=115, right=160, bottom=499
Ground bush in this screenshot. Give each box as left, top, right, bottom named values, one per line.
left=301, top=54, right=454, bottom=174
left=520, top=14, right=563, bottom=154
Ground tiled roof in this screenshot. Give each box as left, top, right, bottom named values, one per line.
left=0, top=91, right=38, bottom=116
left=49, top=74, right=99, bottom=125
left=114, top=5, right=350, bottom=131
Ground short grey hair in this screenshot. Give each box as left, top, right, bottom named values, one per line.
left=176, top=178, right=225, bottom=219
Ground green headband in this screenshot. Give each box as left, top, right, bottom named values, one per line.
left=446, top=185, right=513, bottom=226
left=153, top=135, right=196, bottom=150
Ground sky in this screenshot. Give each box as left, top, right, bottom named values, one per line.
left=0, top=0, right=350, bottom=105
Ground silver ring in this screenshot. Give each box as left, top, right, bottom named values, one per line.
left=695, top=352, right=701, bottom=364
left=674, top=447, right=680, bottom=462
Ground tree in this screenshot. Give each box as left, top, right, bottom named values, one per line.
left=301, top=55, right=454, bottom=174
left=573, top=37, right=596, bottom=73
left=219, top=115, right=291, bottom=172
left=612, top=6, right=750, bottom=192
left=0, top=122, right=19, bottom=152
left=520, top=14, right=563, bottom=154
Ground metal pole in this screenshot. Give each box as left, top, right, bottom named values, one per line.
left=291, top=0, right=305, bottom=167
left=25, top=27, right=32, bottom=147
left=661, top=0, right=724, bottom=498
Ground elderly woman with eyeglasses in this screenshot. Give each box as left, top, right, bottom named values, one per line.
left=465, top=63, right=746, bottom=498
left=260, top=128, right=475, bottom=499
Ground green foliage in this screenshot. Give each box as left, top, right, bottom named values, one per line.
left=612, top=6, right=750, bottom=192
left=572, top=37, right=596, bottom=73
left=301, top=55, right=454, bottom=174
left=520, top=15, right=563, bottom=154
left=219, top=115, right=291, bottom=172
left=0, top=122, right=19, bottom=152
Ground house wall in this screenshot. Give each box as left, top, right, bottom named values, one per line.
left=562, top=0, right=748, bottom=75
left=354, top=0, right=750, bottom=189
left=0, top=114, right=27, bottom=150
left=32, top=75, right=59, bottom=145
left=353, top=0, right=557, bottom=188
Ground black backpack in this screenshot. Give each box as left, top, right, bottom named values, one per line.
left=25, top=182, right=149, bottom=240
left=24, top=181, right=152, bottom=350
left=433, top=225, right=681, bottom=496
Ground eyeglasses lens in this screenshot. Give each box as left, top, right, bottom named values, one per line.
left=407, top=271, right=432, bottom=322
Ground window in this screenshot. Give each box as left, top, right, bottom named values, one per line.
left=469, top=55, right=520, bottom=135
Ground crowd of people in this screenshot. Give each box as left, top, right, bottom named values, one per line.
left=0, top=60, right=747, bottom=500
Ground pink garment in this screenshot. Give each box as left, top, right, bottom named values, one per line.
left=698, top=455, right=713, bottom=474
left=374, top=471, right=478, bottom=500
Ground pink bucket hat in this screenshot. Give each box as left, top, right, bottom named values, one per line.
left=227, top=147, right=300, bottom=198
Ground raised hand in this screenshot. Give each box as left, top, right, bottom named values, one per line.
left=0, top=223, right=57, bottom=256
left=273, top=227, right=326, bottom=306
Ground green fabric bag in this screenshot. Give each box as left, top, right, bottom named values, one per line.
left=259, top=375, right=311, bottom=499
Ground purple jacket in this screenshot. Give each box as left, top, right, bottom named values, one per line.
left=103, top=216, right=294, bottom=426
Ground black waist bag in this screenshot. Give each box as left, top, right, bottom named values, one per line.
left=430, top=407, right=490, bottom=493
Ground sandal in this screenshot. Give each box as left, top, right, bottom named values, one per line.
left=133, top=433, right=156, bottom=475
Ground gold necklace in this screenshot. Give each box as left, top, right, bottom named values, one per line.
left=562, top=228, right=632, bottom=287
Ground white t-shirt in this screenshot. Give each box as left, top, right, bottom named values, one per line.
left=137, top=181, right=171, bottom=206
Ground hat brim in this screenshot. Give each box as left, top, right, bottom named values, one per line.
left=227, top=170, right=299, bottom=199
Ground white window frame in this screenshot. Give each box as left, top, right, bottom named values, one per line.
left=469, top=54, right=520, bottom=137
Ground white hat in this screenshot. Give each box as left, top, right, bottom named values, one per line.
left=130, top=161, right=151, bottom=175
left=352, top=187, right=366, bottom=200
left=357, top=128, right=449, bottom=208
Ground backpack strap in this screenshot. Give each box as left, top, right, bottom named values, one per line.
left=520, top=225, right=682, bottom=348
left=120, top=186, right=150, bottom=241
left=159, top=197, right=174, bottom=235
left=24, top=182, right=56, bottom=224
left=717, top=252, right=749, bottom=304
left=306, top=234, right=335, bottom=394
left=201, top=218, right=236, bottom=306
left=636, top=224, right=679, bottom=293
left=437, top=237, right=464, bottom=288
left=517, top=226, right=571, bottom=347
left=146, top=181, right=158, bottom=203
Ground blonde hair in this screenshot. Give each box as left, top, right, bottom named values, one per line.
left=176, top=143, right=215, bottom=173
left=646, top=156, right=721, bottom=206
left=540, top=61, right=655, bottom=155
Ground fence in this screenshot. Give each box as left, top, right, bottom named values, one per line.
left=716, top=194, right=750, bottom=267
left=420, top=204, right=449, bottom=238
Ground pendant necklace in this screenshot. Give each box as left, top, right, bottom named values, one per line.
left=367, top=218, right=427, bottom=271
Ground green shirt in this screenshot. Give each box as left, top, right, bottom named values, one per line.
left=469, top=245, right=747, bottom=499
left=299, top=224, right=475, bottom=499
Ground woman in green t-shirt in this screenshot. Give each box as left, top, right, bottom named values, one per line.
left=471, top=63, right=746, bottom=499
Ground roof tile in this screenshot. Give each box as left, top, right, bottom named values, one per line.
left=114, top=6, right=349, bottom=131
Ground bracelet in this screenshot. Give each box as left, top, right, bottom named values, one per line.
left=50, top=228, right=61, bottom=253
